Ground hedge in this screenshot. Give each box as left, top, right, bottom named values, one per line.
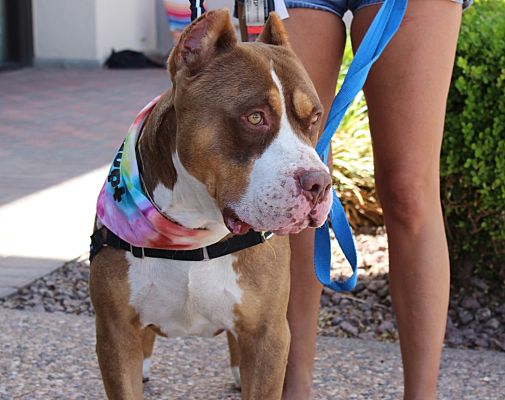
left=442, top=0, right=505, bottom=282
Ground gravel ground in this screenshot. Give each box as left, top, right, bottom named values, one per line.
left=2, top=308, right=505, bottom=400
left=1, top=230, right=504, bottom=352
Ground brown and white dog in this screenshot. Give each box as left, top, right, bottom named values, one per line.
left=89, top=9, right=332, bottom=399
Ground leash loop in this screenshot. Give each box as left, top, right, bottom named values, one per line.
left=314, top=0, right=408, bottom=292
left=186, top=0, right=407, bottom=291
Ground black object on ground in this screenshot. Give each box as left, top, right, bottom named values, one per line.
left=104, top=50, right=165, bottom=69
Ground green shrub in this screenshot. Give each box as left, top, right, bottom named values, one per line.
left=442, top=0, right=505, bottom=281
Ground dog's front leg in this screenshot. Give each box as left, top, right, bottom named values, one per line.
left=238, top=320, right=290, bottom=400
left=95, top=317, right=145, bottom=399
left=90, top=249, right=146, bottom=399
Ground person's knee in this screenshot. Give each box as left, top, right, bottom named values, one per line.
left=376, top=171, right=438, bottom=230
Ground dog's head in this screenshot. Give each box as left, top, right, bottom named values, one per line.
left=167, top=9, right=332, bottom=235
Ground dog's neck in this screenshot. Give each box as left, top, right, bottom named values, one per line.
left=136, top=91, right=230, bottom=245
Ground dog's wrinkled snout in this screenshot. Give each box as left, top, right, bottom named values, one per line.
left=297, top=169, right=332, bottom=205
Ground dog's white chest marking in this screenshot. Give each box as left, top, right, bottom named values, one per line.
left=127, top=253, right=241, bottom=337
left=152, top=152, right=230, bottom=248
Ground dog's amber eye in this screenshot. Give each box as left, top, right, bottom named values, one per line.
left=310, top=113, right=321, bottom=125
left=247, top=112, right=264, bottom=126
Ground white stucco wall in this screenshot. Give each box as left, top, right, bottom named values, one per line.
left=32, top=0, right=97, bottom=62
left=31, top=0, right=239, bottom=66
left=95, top=0, right=156, bottom=62
left=33, top=0, right=157, bottom=66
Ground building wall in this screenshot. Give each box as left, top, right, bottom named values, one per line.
left=31, top=0, right=236, bottom=67
left=32, top=0, right=97, bottom=63
left=32, top=0, right=157, bottom=67
left=95, top=0, right=156, bottom=63
left=156, top=0, right=172, bottom=54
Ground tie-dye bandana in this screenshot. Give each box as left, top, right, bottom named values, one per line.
left=96, top=96, right=212, bottom=250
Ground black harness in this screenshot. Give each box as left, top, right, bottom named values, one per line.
left=90, top=227, right=273, bottom=262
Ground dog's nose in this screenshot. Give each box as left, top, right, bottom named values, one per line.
left=297, top=170, right=332, bottom=204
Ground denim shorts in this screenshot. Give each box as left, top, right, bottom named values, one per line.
left=284, top=0, right=473, bottom=18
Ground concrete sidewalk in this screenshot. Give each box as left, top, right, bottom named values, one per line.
left=0, top=68, right=169, bottom=297
left=1, top=309, right=504, bottom=399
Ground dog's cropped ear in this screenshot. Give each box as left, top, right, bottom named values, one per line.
left=168, top=9, right=237, bottom=80
left=256, top=13, right=290, bottom=47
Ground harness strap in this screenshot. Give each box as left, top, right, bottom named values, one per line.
left=90, top=227, right=273, bottom=262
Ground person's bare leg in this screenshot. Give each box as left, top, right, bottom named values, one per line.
left=282, top=9, right=345, bottom=399
left=351, top=1, right=461, bottom=398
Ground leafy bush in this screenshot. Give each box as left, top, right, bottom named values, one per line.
left=332, top=41, right=383, bottom=230
left=442, top=0, right=505, bottom=281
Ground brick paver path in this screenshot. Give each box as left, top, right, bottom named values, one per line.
left=0, top=68, right=169, bottom=205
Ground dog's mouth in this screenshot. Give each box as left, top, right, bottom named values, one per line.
left=223, top=208, right=252, bottom=235
left=223, top=207, right=325, bottom=236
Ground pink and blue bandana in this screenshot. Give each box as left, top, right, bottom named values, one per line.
left=96, top=96, right=211, bottom=250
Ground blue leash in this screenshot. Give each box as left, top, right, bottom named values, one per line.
left=314, top=0, right=408, bottom=292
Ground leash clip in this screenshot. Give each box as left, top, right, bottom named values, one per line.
left=260, top=231, right=274, bottom=242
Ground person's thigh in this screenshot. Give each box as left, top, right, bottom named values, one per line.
left=283, top=8, right=345, bottom=115
left=351, top=0, right=462, bottom=222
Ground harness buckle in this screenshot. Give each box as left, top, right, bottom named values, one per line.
left=202, top=246, right=210, bottom=261
left=131, top=245, right=145, bottom=258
